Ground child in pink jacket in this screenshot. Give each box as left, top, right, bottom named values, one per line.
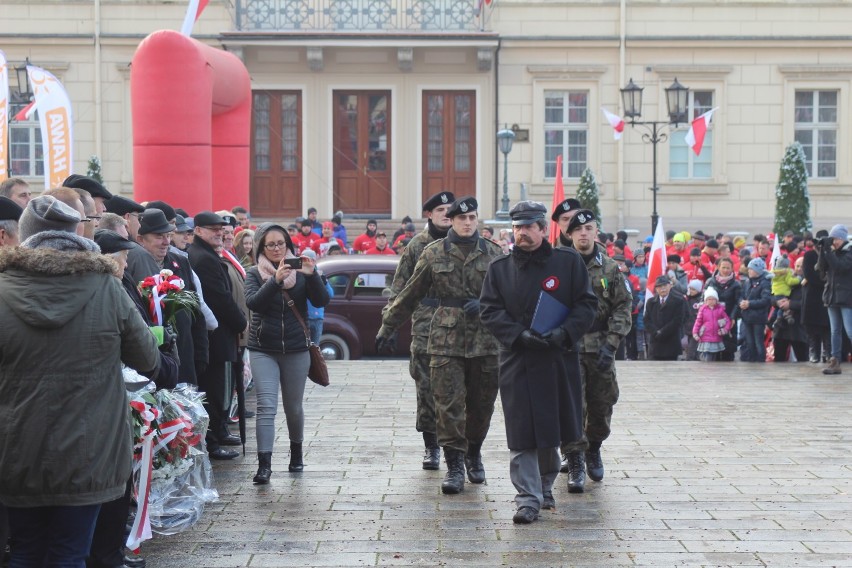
left=692, top=287, right=733, bottom=361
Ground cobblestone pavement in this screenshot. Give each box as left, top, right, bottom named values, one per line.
left=144, top=361, right=852, bottom=567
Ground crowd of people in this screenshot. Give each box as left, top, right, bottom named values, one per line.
left=1, top=173, right=850, bottom=560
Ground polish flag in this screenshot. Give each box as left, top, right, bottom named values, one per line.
left=644, top=218, right=667, bottom=313
left=685, top=107, right=718, bottom=156
left=180, top=0, right=210, bottom=36
left=601, top=107, right=624, bottom=140
left=768, top=236, right=782, bottom=270
left=13, top=100, right=36, bottom=121
left=548, top=154, right=565, bottom=245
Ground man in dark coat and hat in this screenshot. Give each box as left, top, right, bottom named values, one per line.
left=645, top=275, right=687, bottom=360
left=480, top=201, right=597, bottom=524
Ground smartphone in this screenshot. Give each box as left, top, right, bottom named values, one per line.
left=284, top=258, right=303, bottom=269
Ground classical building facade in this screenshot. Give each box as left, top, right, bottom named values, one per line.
left=3, top=0, right=852, bottom=233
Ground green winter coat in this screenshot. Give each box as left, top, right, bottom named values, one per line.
left=0, top=246, right=160, bottom=507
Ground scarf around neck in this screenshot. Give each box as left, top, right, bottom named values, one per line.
left=257, top=252, right=297, bottom=289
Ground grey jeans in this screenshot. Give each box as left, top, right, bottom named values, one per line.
left=250, top=349, right=310, bottom=452
left=509, top=447, right=561, bottom=511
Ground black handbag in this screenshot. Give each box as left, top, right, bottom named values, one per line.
left=281, top=289, right=329, bottom=387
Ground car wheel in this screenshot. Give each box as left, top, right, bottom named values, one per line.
left=319, top=333, right=351, bottom=361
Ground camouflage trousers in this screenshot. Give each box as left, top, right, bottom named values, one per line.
left=561, top=352, right=620, bottom=453
left=429, top=354, right=499, bottom=453
left=409, top=350, right=436, bottom=434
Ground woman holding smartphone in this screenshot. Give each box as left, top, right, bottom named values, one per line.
left=245, top=223, right=330, bottom=483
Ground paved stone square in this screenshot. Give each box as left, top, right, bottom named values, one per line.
left=144, top=361, right=852, bottom=567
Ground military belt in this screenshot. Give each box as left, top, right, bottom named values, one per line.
left=420, top=297, right=472, bottom=308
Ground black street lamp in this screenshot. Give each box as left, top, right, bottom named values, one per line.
left=620, top=77, right=689, bottom=234
left=14, top=58, right=33, bottom=102
left=495, top=125, right=515, bottom=220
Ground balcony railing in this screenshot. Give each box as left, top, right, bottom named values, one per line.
left=235, top=0, right=482, bottom=32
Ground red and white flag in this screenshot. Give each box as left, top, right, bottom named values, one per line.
left=27, top=65, right=73, bottom=189
left=684, top=107, right=718, bottom=156
left=180, top=0, right=210, bottom=36
left=0, top=50, right=8, bottom=182
left=644, top=218, right=667, bottom=312
left=601, top=107, right=624, bottom=140
left=768, top=236, right=782, bottom=270
left=13, top=100, right=36, bottom=122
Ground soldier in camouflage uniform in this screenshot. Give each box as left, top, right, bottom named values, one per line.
left=377, top=197, right=502, bottom=494
left=380, top=191, right=454, bottom=470
left=558, top=210, right=633, bottom=493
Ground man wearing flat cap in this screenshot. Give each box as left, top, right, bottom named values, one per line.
left=0, top=196, right=23, bottom=247
left=551, top=197, right=582, bottom=247
left=480, top=200, right=597, bottom=524
left=378, top=196, right=502, bottom=494
left=62, top=174, right=113, bottom=214
left=379, top=190, right=454, bottom=470
left=557, top=209, right=632, bottom=493
left=104, top=195, right=145, bottom=240
left=645, top=274, right=687, bottom=361
left=189, top=211, right=248, bottom=460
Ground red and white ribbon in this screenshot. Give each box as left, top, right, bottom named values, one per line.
left=127, top=430, right=154, bottom=551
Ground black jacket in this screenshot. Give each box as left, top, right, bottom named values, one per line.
left=800, top=248, right=829, bottom=328
left=738, top=273, right=772, bottom=324
left=645, top=293, right=686, bottom=360
left=245, top=267, right=329, bottom=354
left=817, top=240, right=852, bottom=308
left=188, top=237, right=247, bottom=363
left=480, top=243, right=597, bottom=451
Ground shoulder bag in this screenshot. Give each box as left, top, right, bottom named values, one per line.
left=281, top=289, right=330, bottom=387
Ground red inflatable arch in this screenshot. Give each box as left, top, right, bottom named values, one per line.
left=131, top=30, right=251, bottom=214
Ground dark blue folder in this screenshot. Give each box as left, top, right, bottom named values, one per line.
left=531, top=291, right=571, bottom=334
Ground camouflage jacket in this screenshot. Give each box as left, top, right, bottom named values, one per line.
left=380, top=233, right=502, bottom=357
left=382, top=228, right=437, bottom=353
left=575, top=244, right=633, bottom=353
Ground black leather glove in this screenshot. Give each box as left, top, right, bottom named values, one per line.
left=375, top=332, right=397, bottom=354
left=597, top=344, right=616, bottom=372
left=463, top=299, right=481, bottom=316
left=516, top=330, right=549, bottom=350
left=160, top=324, right=180, bottom=366
left=541, top=327, right=568, bottom=349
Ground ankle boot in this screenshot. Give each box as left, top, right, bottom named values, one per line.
left=288, top=442, right=304, bottom=472
left=822, top=357, right=841, bottom=375
left=441, top=448, right=465, bottom=494
left=464, top=442, right=486, bottom=484
left=253, top=452, right=272, bottom=484
left=422, top=432, right=440, bottom=470
left=586, top=441, right=605, bottom=481
left=565, top=452, right=586, bottom=493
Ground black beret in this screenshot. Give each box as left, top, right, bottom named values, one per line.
left=667, top=254, right=682, bottom=263
left=447, top=196, right=478, bottom=218
left=0, top=196, right=24, bottom=221
left=104, top=195, right=145, bottom=216
left=422, top=191, right=455, bottom=212
left=509, top=200, right=547, bottom=226
left=62, top=174, right=113, bottom=200
left=655, top=275, right=671, bottom=287
left=94, top=229, right=136, bottom=254
left=566, top=209, right=597, bottom=234
left=146, top=200, right=176, bottom=222
left=194, top=211, right=228, bottom=227
left=550, top=198, right=582, bottom=221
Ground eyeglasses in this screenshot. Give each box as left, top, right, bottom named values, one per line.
left=264, top=241, right=287, bottom=250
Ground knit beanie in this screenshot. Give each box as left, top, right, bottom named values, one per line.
left=687, top=279, right=703, bottom=294
left=775, top=256, right=790, bottom=269
left=748, top=257, right=766, bottom=273
left=829, top=224, right=848, bottom=241
left=704, top=287, right=719, bottom=301
left=19, top=195, right=81, bottom=241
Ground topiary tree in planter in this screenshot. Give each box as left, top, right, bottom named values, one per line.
left=773, top=142, right=812, bottom=235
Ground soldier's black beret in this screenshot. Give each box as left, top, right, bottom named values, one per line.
left=94, top=229, right=136, bottom=254
left=422, top=191, right=455, bottom=212
left=566, top=209, right=597, bottom=234
left=0, top=196, right=24, bottom=221
left=509, top=200, right=547, bottom=226
left=104, top=195, right=145, bottom=217
left=447, top=196, right=478, bottom=218
left=62, top=174, right=113, bottom=200
left=550, top=197, right=582, bottom=221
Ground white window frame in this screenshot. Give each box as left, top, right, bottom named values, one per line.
left=8, top=100, right=43, bottom=178
left=794, top=89, right=838, bottom=179
left=669, top=90, right=715, bottom=180
left=543, top=89, right=590, bottom=180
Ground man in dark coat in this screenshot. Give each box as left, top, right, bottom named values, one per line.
left=480, top=201, right=597, bottom=524
left=645, top=275, right=687, bottom=360
left=801, top=230, right=831, bottom=362
left=189, top=211, right=248, bottom=460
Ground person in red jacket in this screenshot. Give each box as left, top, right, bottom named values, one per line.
left=700, top=239, right=719, bottom=271
left=352, top=219, right=378, bottom=253
left=366, top=231, right=396, bottom=255
left=684, top=247, right=712, bottom=284
left=291, top=218, right=321, bottom=254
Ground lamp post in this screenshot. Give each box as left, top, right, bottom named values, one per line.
left=495, top=125, right=515, bottom=220
left=14, top=58, right=32, bottom=102
left=620, top=77, right=689, bottom=234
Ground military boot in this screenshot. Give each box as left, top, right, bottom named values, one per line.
left=464, top=442, right=486, bottom=484
left=253, top=452, right=272, bottom=484
left=566, top=452, right=586, bottom=493
left=822, top=357, right=841, bottom=375
left=586, top=441, right=605, bottom=481
left=288, top=442, right=304, bottom=472
left=441, top=448, right=465, bottom=494
left=422, top=432, right=440, bottom=470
